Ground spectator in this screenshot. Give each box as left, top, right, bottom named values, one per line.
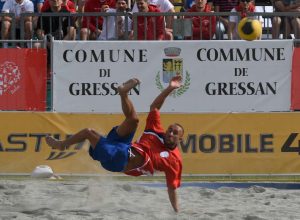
left=36, top=0, right=75, bottom=79
left=185, top=0, right=212, bottom=10
left=31, top=0, right=44, bottom=29
left=130, top=0, right=165, bottom=40
left=42, top=0, right=76, bottom=11
left=36, top=0, right=75, bottom=40
left=272, top=0, right=300, bottom=39
left=212, top=0, right=239, bottom=39
left=80, top=0, right=116, bottom=40
left=207, top=0, right=212, bottom=7
left=132, top=0, right=174, bottom=39
left=228, top=0, right=263, bottom=40
left=186, top=0, right=216, bottom=40
left=98, top=0, right=132, bottom=40
left=32, top=0, right=44, bottom=13
left=75, top=0, right=85, bottom=12
left=74, top=0, right=85, bottom=29
left=185, top=0, right=194, bottom=9
left=1, top=0, right=34, bottom=47
left=0, top=0, right=7, bottom=36
left=0, top=0, right=7, bottom=12
left=41, top=0, right=76, bottom=39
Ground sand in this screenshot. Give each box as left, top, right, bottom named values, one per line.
left=0, top=177, right=300, bottom=220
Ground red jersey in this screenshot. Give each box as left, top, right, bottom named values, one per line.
left=125, top=109, right=182, bottom=189
left=82, top=0, right=116, bottom=32
left=235, top=3, right=255, bottom=18
left=187, top=4, right=216, bottom=40
left=41, top=0, right=76, bottom=12
left=135, top=5, right=165, bottom=40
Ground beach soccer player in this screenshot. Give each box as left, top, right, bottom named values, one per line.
left=46, top=76, right=184, bottom=212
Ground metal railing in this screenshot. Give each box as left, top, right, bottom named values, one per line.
left=0, top=10, right=299, bottom=111
left=0, top=11, right=299, bottom=46
left=0, top=11, right=295, bottom=43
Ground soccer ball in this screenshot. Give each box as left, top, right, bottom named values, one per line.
left=237, top=17, right=262, bottom=41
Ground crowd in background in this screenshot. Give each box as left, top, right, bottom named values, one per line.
left=0, top=0, right=299, bottom=46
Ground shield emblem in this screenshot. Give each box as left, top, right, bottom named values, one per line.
left=162, top=58, right=183, bottom=83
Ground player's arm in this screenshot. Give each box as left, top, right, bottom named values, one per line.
left=167, top=186, right=179, bottom=212
left=150, top=75, right=182, bottom=111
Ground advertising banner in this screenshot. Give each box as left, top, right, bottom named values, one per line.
left=0, top=48, right=47, bottom=111
left=53, top=40, right=293, bottom=113
left=291, top=47, right=300, bottom=110
left=1, top=112, right=300, bottom=175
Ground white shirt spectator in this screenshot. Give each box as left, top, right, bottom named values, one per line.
left=132, top=0, right=174, bottom=12
left=2, top=0, right=34, bottom=16
left=98, top=8, right=132, bottom=40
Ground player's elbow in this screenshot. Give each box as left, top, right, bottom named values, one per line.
left=130, top=117, right=139, bottom=127
left=150, top=103, right=158, bottom=112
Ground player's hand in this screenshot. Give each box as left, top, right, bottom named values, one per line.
left=169, top=75, right=182, bottom=89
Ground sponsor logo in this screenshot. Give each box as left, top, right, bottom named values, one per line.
left=180, top=133, right=300, bottom=154
left=3, top=132, right=300, bottom=159
left=0, top=62, right=21, bottom=95
left=281, top=133, right=300, bottom=154
left=46, top=134, right=84, bottom=160
left=0, top=133, right=84, bottom=160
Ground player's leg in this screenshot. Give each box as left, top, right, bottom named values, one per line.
left=116, top=78, right=140, bottom=137
left=46, top=128, right=101, bottom=151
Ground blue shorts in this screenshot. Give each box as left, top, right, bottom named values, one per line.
left=89, top=126, right=135, bottom=172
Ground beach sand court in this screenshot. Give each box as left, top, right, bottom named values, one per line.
left=1, top=177, right=300, bottom=220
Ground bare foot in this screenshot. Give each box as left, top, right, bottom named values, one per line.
left=118, top=78, right=140, bottom=95
left=45, top=136, right=65, bottom=151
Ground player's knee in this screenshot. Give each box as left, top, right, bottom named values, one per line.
left=82, top=128, right=94, bottom=136
left=131, top=117, right=139, bottom=126
left=82, top=128, right=101, bottom=147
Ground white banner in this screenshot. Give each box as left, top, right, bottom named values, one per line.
left=53, top=40, right=293, bottom=113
